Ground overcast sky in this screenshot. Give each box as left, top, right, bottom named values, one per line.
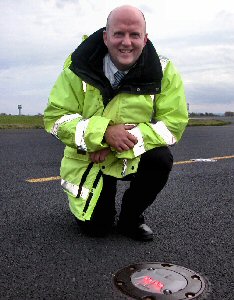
left=0, top=0, right=233, bottom=115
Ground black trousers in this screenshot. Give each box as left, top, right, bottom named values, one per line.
left=90, top=147, right=173, bottom=226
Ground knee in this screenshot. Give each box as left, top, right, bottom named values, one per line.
left=140, top=147, right=173, bottom=172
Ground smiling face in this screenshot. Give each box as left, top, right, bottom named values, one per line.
left=103, top=6, right=148, bottom=71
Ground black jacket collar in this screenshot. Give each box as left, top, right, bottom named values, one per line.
left=70, top=28, right=162, bottom=105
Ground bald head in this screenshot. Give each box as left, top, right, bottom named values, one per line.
left=106, top=5, right=146, bottom=33
left=103, top=5, right=148, bottom=71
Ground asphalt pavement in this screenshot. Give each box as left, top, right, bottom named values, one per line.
left=0, top=123, right=233, bottom=300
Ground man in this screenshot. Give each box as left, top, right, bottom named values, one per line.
left=44, top=5, right=188, bottom=241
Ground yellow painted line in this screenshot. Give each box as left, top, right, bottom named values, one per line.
left=211, top=155, right=234, bottom=160
left=26, top=155, right=234, bottom=183
left=173, top=160, right=194, bottom=165
left=174, top=155, right=234, bottom=165
left=26, top=176, right=60, bottom=183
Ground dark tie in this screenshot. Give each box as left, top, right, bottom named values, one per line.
left=113, top=71, right=125, bottom=88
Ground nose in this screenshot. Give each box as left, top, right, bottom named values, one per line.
left=122, top=34, right=131, bottom=46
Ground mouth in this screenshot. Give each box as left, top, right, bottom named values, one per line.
left=119, top=49, right=132, bottom=53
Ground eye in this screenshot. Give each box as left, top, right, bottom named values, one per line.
left=114, top=32, right=124, bottom=38
left=131, top=32, right=141, bottom=39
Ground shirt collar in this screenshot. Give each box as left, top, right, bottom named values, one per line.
left=103, top=54, right=128, bottom=85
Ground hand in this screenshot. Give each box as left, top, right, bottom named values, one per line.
left=104, top=124, right=138, bottom=152
left=89, top=148, right=111, bottom=163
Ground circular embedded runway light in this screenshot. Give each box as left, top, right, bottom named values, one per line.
left=113, top=262, right=209, bottom=299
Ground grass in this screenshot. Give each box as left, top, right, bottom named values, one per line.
left=188, top=118, right=231, bottom=126
left=0, top=115, right=231, bottom=129
left=0, top=115, right=44, bottom=129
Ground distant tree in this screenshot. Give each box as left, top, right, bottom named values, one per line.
left=189, top=112, right=218, bottom=117
left=225, top=111, right=234, bottom=117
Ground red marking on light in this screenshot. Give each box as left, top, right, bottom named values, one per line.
left=141, top=276, right=164, bottom=290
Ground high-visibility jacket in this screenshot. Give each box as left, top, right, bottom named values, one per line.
left=44, top=28, right=188, bottom=221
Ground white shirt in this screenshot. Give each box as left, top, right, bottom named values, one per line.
left=103, top=54, right=128, bottom=86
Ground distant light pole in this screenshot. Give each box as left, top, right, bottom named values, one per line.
left=187, top=103, right=190, bottom=114
left=18, top=105, right=22, bottom=115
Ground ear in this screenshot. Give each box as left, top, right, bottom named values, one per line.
left=103, top=30, right=108, bottom=46
left=144, top=33, right=148, bottom=46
